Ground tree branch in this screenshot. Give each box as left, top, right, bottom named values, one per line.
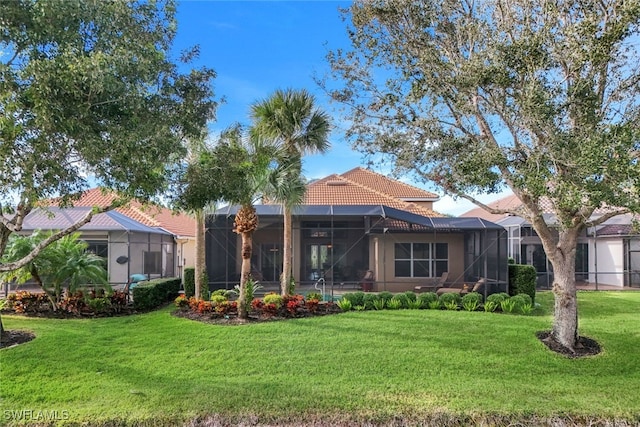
left=0, top=206, right=112, bottom=272
left=586, top=208, right=631, bottom=227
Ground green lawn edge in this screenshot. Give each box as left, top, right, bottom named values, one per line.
left=1, top=291, right=639, bottom=426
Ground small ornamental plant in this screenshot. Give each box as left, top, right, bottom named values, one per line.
left=174, top=295, right=189, bottom=308
left=263, top=293, right=283, bottom=309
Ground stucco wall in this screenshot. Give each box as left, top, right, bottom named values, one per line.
left=589, top=238, right=624, bottom=287
left=370, top=233, right=465, bottom=293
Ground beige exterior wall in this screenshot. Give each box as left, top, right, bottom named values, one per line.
left=177, top=238, right=196, bottom=278
left=369, top=233, right=465, bottom=293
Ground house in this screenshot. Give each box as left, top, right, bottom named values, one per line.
left=461, top=194, right=640, bottom=288
left=13, top=188, right=196, bottom=286
left=205, top=168, right=509, bottom=294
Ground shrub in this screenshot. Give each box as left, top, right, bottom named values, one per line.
left=214, top=301, right=237, bottom=316
left=484, top=301, right=499, bottom=312
left=232, top=279, right=262, bottom=308
left=508, top=264, right=537, bottom=303
left=439, top=292, right=461, bottom=308
left=306, top=292, right=322, bottom=302
left=403, top=291, right=417, bottom=302
left=387, top=297, right=402, bottom=310
left=59, top=292, right=87, bottom=314
left=283, top=294, right=304, bottom=316
left=417, top=292, right=438, bottom=308
left=408, top=299, right=422, bottom=309
left=363, top=293, right=379, bottom=310
left=174, top=295, right=189, bottom=308
left=501, top=298, right=517, bottom=314
left=354, top=305, right=366, bottom=311
left=263, top=293, right=283, bottom=309
left=8, top=291, right=51, bottom=313
left=373, top=298, right=386, bottom=310
left=87, top=297, right=111, bottom=314
left=336, top=298, right=352, bottom=311
left=461, top=292, right=483, bottom=312
left=510, top=293, right=533, bottom=309
left=486, top=292, right=510, bottom=306
left=210, top=294, right=228, bottom=305
left=132, top=277, right=181, bottom=311
left=251, top=298, right=264, bottom=311
left=377, top=291, right=393, bottom=303
left=428, top=299, right=442, bottom=310
left=392, top=293, right=410, bottom=308
left=343, top=291, right=365, bottom=307
left=109, top=291, right=128, bottom=310
left=183, top=267, right=195, bottom=298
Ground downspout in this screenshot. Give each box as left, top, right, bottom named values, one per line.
left=593, top=227, right=599, bottom=290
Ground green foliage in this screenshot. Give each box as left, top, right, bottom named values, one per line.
left=354, top=305, right=366, bottom=311
left=336, top=298, right=352, bottom=311
left=0, top=231, right=108, bottom=305
left=386, top=297, right=402, bottom=310
left=462, top=292, right=483, bottom=305
left=363, top=293, right=379, bottom=309
left=0, top=0, right=217, bottom=272
left=377, top=291, right=393, bottom=303
left=132, top=278, right=181, bottom=311
left=306, top=292, right=322, bottom=302
left=263, top=293, right=283, bottom=309
left=233, top=278, right=262, bottom=308
left=484, top=301, right=499, bottom=313
left=486, top=293, right=510, bottom=306
left=428, top=300, right=442, bottom=310
left=508, top=264, right=537, bottom=303
left=439, top=292, right=461, bottom=307
left=343, top=291, right=365, bottom=307
left=501, top=298, right=517, bottom=314
left=391, top=293, right=409, bottom=308
left=372, top=298, right=386, bottom=310
left=510, top=294, right=533, bottom=309
left=183, top=268, right=195, bottom=298
left=403, top=291, right=417, bottom=302
left=461, top=291, right=483, bottom=312
left=210, top=294, right=228, bottom=305
left=520, top=303, right=534, bottom=315
left=326, top=0, right=640, bottom=349
left=444, top=301, right=459, bottom=311
left=417, top=292, right=438, bottom=308
left=408, top=299, right=422, bottom=310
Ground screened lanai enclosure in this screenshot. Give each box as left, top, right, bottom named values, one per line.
left=205, top=205, right=508, bottom=296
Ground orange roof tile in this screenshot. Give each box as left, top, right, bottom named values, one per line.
left=47, top=188, right=195, bottom=237
left=304, top=174, right=444, bottom=217
left=340, top=167, right=439, bottom=200
left=459, top=194, right=522, bottom=222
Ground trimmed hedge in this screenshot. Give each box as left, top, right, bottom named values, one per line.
left=183, top=267, right=195, bottom=298
left=508, top=264, right=537, bottom=303
left=132, top=277, right=181, bottom=311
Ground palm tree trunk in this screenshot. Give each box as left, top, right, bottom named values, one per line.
left=194, top=210, right=206, bottom=299
left=280, top=206, right=292, bottom=295
left=239, top=231, right=253, bottom=319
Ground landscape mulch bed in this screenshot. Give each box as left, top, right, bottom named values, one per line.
left=536, top=330, right=601, bottom=358
left=172, top=303, right=343, bottom=325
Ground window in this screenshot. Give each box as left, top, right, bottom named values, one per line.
left=395, top=243, right=448, bottom=278
left=143, top=251, right=162, bottom=275
left=85, top=241, right=108, bottom=259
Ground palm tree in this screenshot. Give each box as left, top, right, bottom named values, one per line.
left=251, top=89, right=331, bottom=295
left=0, top=231, right=108, bottom=310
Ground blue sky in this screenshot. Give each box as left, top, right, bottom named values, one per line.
left=172, top=1, right=507, bottom=215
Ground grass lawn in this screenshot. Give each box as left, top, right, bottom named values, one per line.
left=1, top=291, right=639, bottom=426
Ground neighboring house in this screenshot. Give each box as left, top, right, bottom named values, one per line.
left=206, top=168, right=509, bottom=293
left=461, top=195, right=640, bottom=288
left=13, top=188, right=196, bottom=285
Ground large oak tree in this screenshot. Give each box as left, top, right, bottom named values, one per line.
left=324, top=0, right=640, bottom=352
left=0, top=0, right=217, bottom=270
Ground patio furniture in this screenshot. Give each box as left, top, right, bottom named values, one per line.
left=436, top=277, right=485, bottom=296
left=414, top=271, right=449, bottom=293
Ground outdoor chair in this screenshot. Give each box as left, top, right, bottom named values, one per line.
left=436, top=277, right=485, bottom=296
left=414, top=271, right=449, bottom=293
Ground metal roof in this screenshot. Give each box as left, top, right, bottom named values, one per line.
left=16, top=207, right=172, bottom=235
left=215, top=204, right=505, bottom=231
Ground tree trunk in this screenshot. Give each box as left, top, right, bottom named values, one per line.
left=540, top=230, right=580, bottom=352
left=194, top=210, right=206, bottom=299
left=280, top=206, right=292, bottom=295
left=238, top=231, right=253, bottom=319
left=0, top=312, right=5, bottom=340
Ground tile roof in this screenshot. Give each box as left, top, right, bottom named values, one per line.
left=460, top=194, right=523, bottom=222
left=303, top=174, right=444, bottom=217
left=46, top=188, right=195, bottom=237
left=340, top=167, right=439, bottom=200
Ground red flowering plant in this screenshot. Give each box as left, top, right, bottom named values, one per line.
left=306, top=298, right=320, bottom=313
left=9, top=291, right=51, bottom=314
left=262, top=303, right=279, bottom=317
left=251, top=298, right=264, bottom=311
left=213, top=300, right=237, bottom=316
left=187, top=297, right=201, bottom=311
left=59, top=291, right=88, bottom=314
left=196, top=300, right=213, bottom=314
